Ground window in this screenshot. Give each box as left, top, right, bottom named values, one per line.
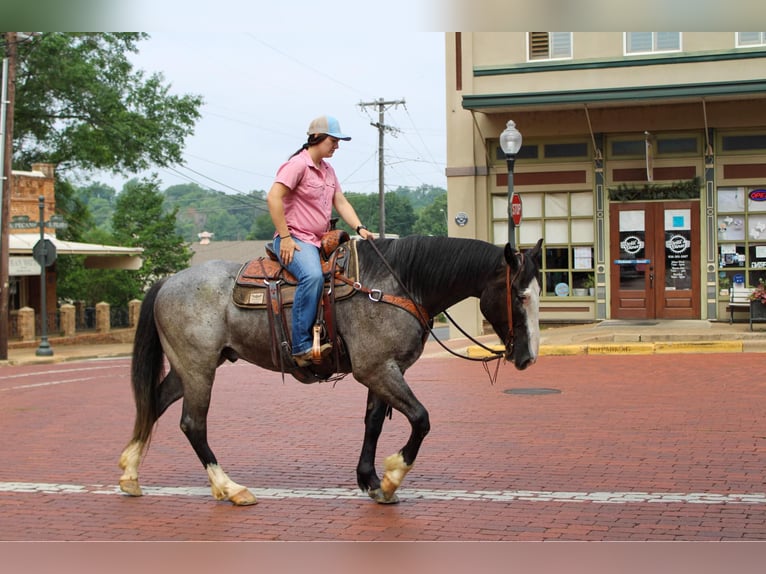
left=717, top=187, right=766, bottom=295
left=737, top=32, right=766, bottom=47
left=721, top=133, right=766, bottom=152
left=491, top=139, right=589, bottom=164
left=528, top=32, right=572, bottom=61
left=625, top=32, right=681, bottom=55
left=492, top=191, right=595, bottom=297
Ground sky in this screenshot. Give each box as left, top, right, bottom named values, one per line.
left=94, top=32, right=447, bottom=197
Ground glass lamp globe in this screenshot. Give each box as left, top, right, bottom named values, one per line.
left=499, top=120, right=523, bottom=155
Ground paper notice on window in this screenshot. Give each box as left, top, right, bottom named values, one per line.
left=574, top=246, right=592, bottom=269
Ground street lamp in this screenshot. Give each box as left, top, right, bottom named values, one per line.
left=499, top=120, right=523, bottom=250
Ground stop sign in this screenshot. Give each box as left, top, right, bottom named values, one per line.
left=33, top=238, right=57, bottom=267
left=511, top=193, right=523, bottom=226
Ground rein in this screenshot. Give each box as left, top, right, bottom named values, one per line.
left=364, top=239, right=523, bottom=377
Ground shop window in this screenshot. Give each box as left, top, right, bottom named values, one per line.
left=492, top=139, right=589, bottom=165
left=717, top=186, right=766, bottom=294
left=610, top=139, right=645, bottom=158
left=492, top=191, right=595, bottom=297
left=656, top=137, right=699, bottom=156
left=721, top=134, right=766, bottom=153
left=544, top=142, right=588, bottom=159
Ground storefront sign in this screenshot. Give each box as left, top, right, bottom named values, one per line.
left=9, top=257, right=41, bottom=276
left=749, top=189, right=766, bottom=201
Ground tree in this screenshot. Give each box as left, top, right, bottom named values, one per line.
left=112, top=177, right=192, bottom=288
left=413, top=192, right=448, bottom=236
left=56, top=227, right=142, bottom=307
left=9, top=33, right=203, bottom=175
left=339, top=191, right=416, bottom=237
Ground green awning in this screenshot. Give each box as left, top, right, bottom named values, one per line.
left=462, top=79, right=766, bottom=112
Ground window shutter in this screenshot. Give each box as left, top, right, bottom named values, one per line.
left=529, top=32, right=549, bottom=60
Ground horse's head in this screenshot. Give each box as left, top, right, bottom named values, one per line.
left=480, top=238, right=543, bottom=370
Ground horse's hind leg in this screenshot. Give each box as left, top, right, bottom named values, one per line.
left=119, top=369, right=184, bottom=496
left=178, top=375, right=257, bottom=506
left=356, top=390, right=389, bottom=494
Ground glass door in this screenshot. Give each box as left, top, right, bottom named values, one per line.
left=610, top=201, right=700, bottom=319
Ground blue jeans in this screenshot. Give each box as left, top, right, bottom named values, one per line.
left=274, top=237, right=324, bottom=356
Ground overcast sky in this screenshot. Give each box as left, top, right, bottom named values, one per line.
left=95, top=31, right=447, bottom=197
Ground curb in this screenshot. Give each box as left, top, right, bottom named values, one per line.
left=467, top=340, right=758, bottom=358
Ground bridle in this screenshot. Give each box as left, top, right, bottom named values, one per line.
left=503, top=251, right=525, bottom=357
left=365, top=238, right=526, bottom=375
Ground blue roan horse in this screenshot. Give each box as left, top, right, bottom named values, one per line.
left=119, top=236, right=543, bottom=505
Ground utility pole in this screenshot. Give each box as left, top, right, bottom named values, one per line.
left=358, top=97, right=405, bottom=238
left=0, top=32, right=17, bottom=360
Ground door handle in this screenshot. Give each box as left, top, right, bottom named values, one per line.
left=649, top=266, right=654, bottom=288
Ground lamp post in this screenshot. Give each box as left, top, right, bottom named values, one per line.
left=499, top=120, right=523, bottom=250
left=35, top=196, right=53, bottom=356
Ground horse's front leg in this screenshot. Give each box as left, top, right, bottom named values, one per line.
left=360, top=373, right=430, bottom=504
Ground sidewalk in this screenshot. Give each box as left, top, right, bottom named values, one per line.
left=2, top=319, right=764, bottom=366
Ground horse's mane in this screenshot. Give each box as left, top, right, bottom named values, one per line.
left=360, top=236, right=504, bottom=301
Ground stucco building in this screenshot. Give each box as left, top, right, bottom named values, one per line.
left=445, top=32, right=766, bottom=334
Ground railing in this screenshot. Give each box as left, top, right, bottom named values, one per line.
left=8, top=301, right=138, bottom=342
left=34, top=310, right=60, bottom=335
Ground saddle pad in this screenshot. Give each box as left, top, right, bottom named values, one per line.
left=232, top=240, right=360, bottom=309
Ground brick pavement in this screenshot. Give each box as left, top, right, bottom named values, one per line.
left=1, top=352, right=766, bottom=541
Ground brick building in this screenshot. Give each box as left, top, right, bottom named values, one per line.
left=7, top=163, right=143, bottom=329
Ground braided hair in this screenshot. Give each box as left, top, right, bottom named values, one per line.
left=290, top=133, right=329, bottom=158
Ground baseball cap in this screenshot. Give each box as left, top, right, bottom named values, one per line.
left=307, top=115, right=351, bottom=140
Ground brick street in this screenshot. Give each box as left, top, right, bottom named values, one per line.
left=1, top=352, right=765, bottom=541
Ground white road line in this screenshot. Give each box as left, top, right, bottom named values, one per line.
left=1, top=481, right=765, bottom=504
left=0, top=376, right=102, bottom=391
left=0, top=364, right=127, bottom=381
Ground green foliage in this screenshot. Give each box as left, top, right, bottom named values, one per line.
left=609, top=177, right=702, bottom=201
left=10, top=33, right=203, bottom=174
left=413, top=192, right=448, bottom=236
left=340, top=189, right=429, bottom=237
left=56, top=227, right=142, bottom=306
left=112, top=177, right=192, bottom=286
left=164, top=183, right=270, bottom=242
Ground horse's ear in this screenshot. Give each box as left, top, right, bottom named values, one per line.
left=504, top=243, right=521, bottom=272
left=527, top=238, right=544, bottom=267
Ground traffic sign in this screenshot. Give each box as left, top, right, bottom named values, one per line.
left=33, top=239, right=57, bottom=267
left=511, top=193, right=523, bottom=226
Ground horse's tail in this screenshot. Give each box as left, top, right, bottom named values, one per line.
left=129, top=278, right=168, bottom=444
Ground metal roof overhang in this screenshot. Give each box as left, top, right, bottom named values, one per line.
left=462, top=79, right=766, bottom=114
left=9, top=233, right=144, bottom=271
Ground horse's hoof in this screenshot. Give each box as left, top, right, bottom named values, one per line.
left=119, top=479, right=143, bottom=497
left=368, top=488, right=400, bottom=504
left=229, top=488, right=258, bottom=506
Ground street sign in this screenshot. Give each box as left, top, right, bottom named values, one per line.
left=47, top=215, right=68, bottom=230
left=33, top=239, right=57, bottom=267
left=511, top=193, right=523, bottom=226
left=9, top=215, right=38, bottom=229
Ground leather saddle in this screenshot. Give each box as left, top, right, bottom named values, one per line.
left=231, top=229, right=356, bottom=383
left=232, top=229, right=358, bottom=309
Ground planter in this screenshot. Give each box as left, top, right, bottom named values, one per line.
left=752, top=300, right=766, bottom=319
left=572, top=288, right=588, bottom=297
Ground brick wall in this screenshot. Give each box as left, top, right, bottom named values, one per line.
left=10, top=163, right=56, bottom=233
